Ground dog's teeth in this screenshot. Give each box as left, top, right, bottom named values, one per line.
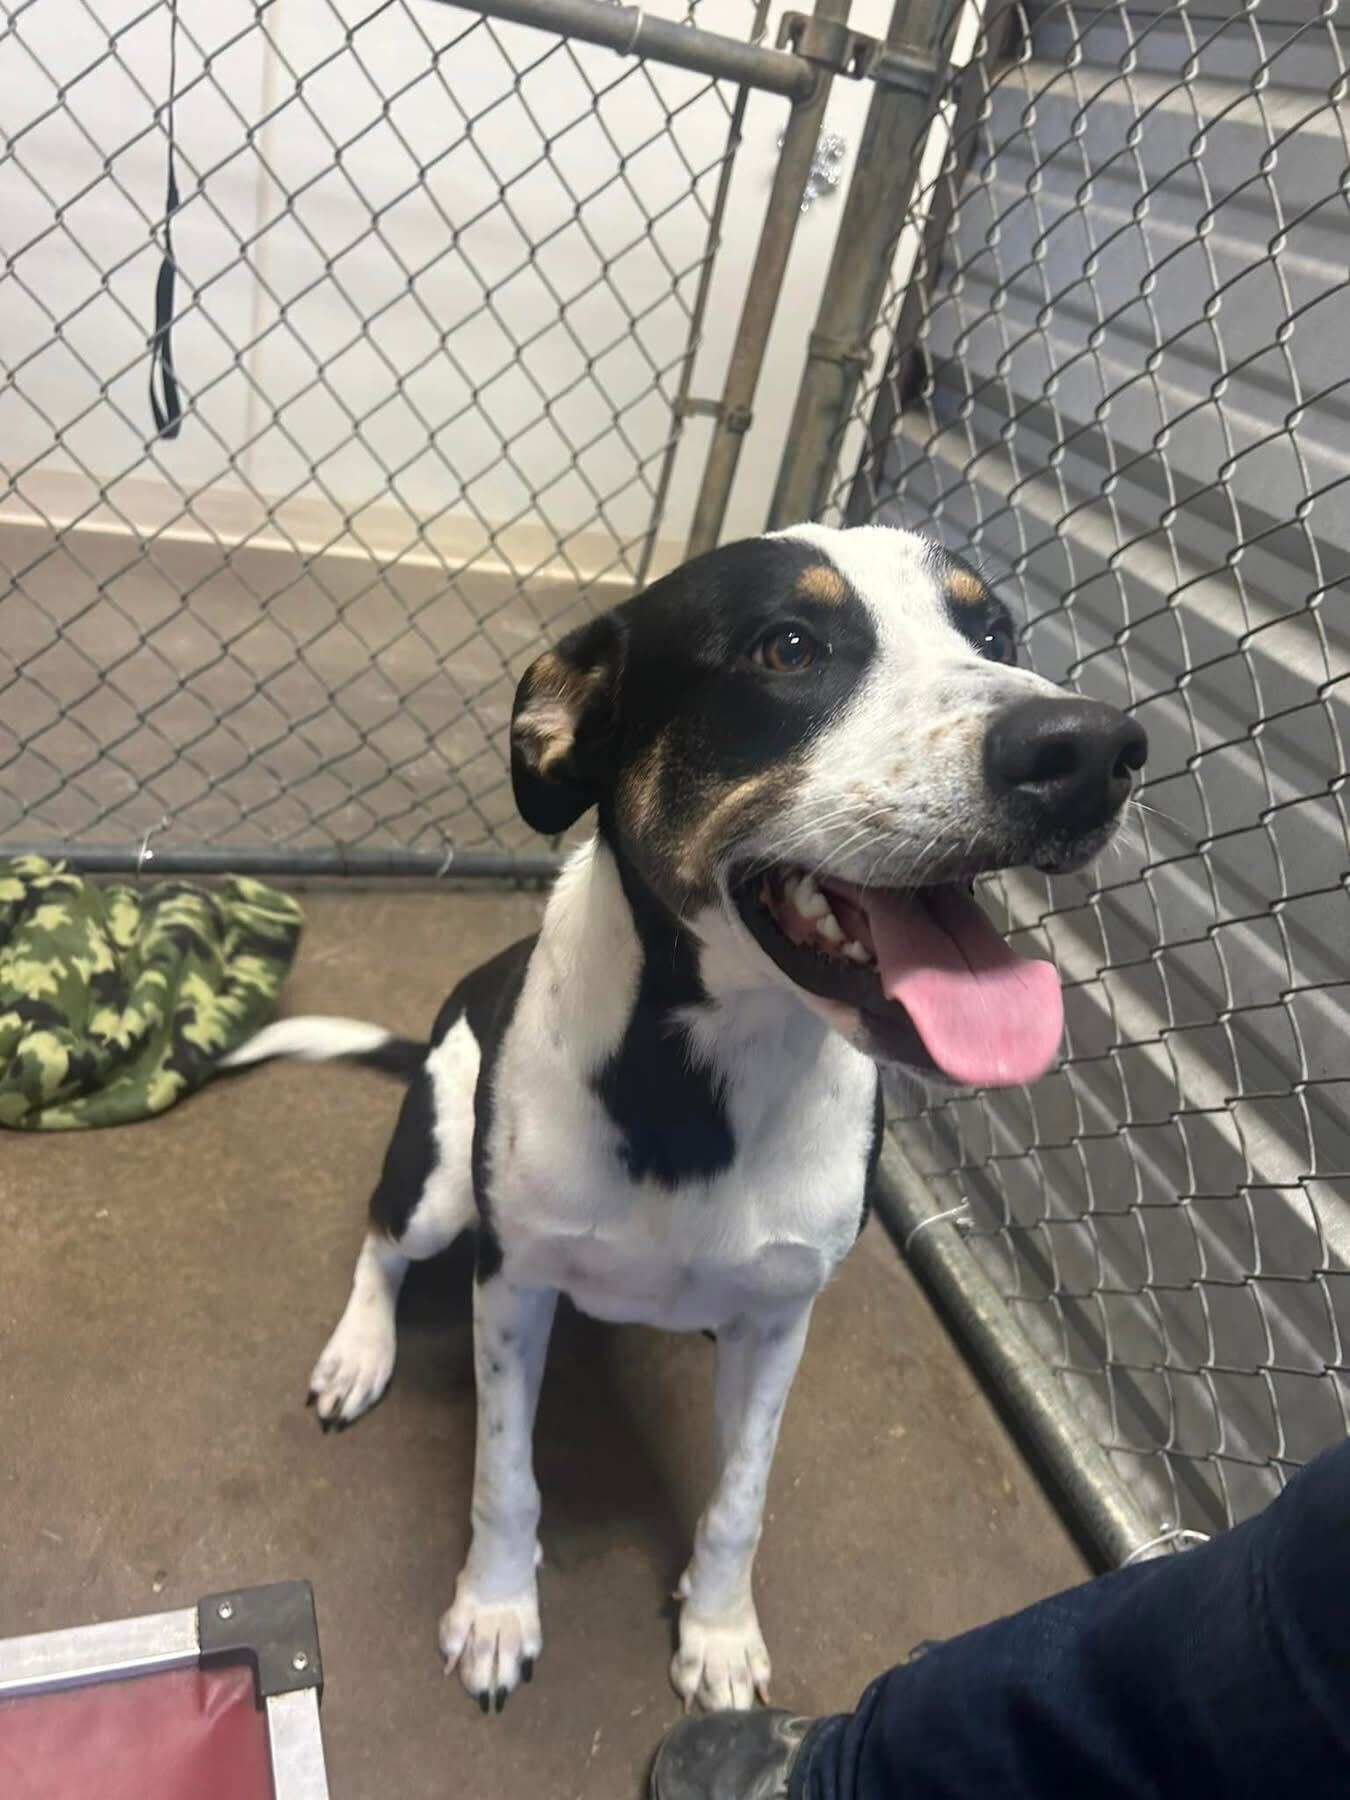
left=816, top=912, right=844, bottom=945
left=842, top=939, right=871, bottom=963
left=793, top=874, right=829, bottom=920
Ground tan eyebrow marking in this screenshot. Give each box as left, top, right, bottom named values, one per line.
left=794, top=563, right=847, bottom=605
left=944, top=565, right=988, bottom=606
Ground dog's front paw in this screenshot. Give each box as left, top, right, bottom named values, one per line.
left=672, top=1598, right=771, bottom=1713
left=307, top=1309, right=396, bottom=1430
left=439, top=1576, right=542, bottom=1712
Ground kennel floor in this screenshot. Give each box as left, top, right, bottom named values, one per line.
left=0, top=888, right=1086, bottom=1798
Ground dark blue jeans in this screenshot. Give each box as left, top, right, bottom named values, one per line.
left=792, top=1441, right=1350, bottom=1799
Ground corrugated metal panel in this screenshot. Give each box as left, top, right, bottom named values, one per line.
left=850, top=0, right=1348, bottom=1534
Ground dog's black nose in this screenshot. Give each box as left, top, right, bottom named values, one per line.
left=984, top=697, right=1147, bottom=833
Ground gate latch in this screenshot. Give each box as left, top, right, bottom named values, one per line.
left=777, top=14, right=880, bottom=80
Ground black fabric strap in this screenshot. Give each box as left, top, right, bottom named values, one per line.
left=149, top=0, right=183, bottom=440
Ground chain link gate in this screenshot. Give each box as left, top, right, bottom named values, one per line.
left=808, top=0, right=1349, bottom=1553
left=2, top=0, right=862, bottom=875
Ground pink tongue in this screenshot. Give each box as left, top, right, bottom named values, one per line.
left=841, top=883, right=1063, bottom=1088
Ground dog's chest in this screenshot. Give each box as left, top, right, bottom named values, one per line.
left=490, top=1007, right=877, bottom=1331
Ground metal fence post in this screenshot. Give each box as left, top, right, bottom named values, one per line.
left=843, top=0, right=1020, bottom=525
left=684, top=0, right=863, bottom=559
left=766, top=0, right=951, bottom=530
left=874, top=1137, right=1164, bottom=1568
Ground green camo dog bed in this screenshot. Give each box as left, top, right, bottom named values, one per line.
left=0, top=856, right=302, bottom=1130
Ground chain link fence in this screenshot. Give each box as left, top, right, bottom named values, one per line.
left=1, top=0, right=769, bottom=867
left=832, top=0, right=1349, bottom=1542
left=6, top=0, right=1348, bottom=1551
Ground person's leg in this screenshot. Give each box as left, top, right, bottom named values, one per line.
left=795, top=1437, right=1350, bottom=1799
left=653, top=1439, right=1350, bottom=1800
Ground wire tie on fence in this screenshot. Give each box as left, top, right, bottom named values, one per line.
left=807, top=328, right=873, bottom=374
left=436, top=846, right=456, bottom=880
left=1121, top=1525, right=1211, bottom=1566
left=903, top=1202, right=971, bottom=1255
left=136, top=816, right=171, bottom=876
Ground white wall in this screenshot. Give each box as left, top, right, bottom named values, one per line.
left=1, top=0, right=892, bottom=573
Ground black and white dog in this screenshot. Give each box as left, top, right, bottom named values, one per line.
left=227, top=523, right=1145, bottom=1713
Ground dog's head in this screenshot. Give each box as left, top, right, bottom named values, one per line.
left=511, top=523, right=1146, bottom=1086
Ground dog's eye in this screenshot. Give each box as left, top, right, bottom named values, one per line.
left=981, top=622, right=1017, bottom=666
left=756, top=626, right=824, bottom=674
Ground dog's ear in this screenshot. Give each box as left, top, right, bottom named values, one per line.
left=511, top=613, right=627, bottom=834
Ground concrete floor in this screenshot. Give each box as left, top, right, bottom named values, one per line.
left=0, top=891, right=1086, bottom=1798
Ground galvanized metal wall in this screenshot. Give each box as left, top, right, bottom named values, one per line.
left=836, top=0, right=1348, bottom=1541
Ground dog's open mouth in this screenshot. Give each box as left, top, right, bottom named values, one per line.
left=733, top=867, right=1064, bottom=1087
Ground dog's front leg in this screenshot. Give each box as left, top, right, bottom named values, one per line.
left=672, top=1298, right=814, bottom=1713
left=440, top=1273, right=558, bottom=1711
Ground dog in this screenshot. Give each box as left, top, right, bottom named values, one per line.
left=225, top=522, right=1146, bottom=1713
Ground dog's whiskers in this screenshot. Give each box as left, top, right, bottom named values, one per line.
left=737, top=801, right=875, bottom=882
left=1128, top=796, right=1192, bottom=842
left=868, top=832, right=943, bottom=894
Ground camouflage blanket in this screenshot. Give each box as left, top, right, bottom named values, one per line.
left=0, top=856, right=303, bottom=1130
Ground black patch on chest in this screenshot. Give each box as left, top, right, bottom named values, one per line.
left=591, top=836, right=735, bottom=1188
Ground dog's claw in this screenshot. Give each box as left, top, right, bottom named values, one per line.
left=439, top=1585, right=540, bottom=1713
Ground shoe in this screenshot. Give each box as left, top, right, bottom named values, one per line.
left=650, top=1710, right=815, bottom=1800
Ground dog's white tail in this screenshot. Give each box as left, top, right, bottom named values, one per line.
left=221, top=1016, right=425, bottom=1078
